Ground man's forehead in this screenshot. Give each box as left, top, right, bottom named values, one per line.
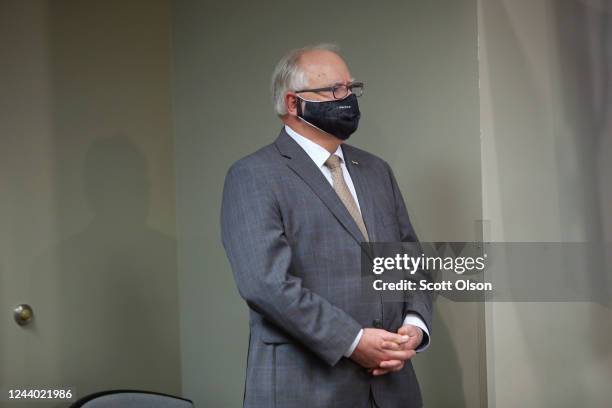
left=299, top=50, right=352, bottom=85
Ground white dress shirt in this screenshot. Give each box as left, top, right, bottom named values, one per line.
left=284, top=125, right=430, bottom=356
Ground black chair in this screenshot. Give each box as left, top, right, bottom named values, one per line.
left=70, top=389, right=193, bottom=408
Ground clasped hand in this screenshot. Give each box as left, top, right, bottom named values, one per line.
left=350, top=325, right=423, bottom=376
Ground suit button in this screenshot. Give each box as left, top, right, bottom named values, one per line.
left=372, top=319, right=382, bottom=328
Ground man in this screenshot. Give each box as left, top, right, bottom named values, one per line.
left=221, top=44, right=433, bottom=408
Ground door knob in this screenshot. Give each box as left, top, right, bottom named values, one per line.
left=14, top=304, right=34, bottom=326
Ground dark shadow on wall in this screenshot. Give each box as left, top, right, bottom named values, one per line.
left=28, top=136, right=180, bottom=398
left=553, top=0, right=612, bottom=383
left=553, top=0, right=612, bottom=306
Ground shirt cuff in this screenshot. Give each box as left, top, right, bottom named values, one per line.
left=403, top=313, right=430, bottom=353
left=344, top=328, right=364, bottom=357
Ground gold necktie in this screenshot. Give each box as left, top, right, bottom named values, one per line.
left=324, top=154, right=369, bottom=241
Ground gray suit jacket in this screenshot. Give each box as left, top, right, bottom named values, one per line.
left=221, top=127, right=432, bottom=408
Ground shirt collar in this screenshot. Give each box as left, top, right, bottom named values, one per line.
left=284, top=124, right=344, bottom=168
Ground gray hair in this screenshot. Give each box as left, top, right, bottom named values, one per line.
left=270, top=43, right=341, bottom=116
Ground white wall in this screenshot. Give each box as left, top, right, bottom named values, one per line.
left=478, top=0, right=612, bottom=406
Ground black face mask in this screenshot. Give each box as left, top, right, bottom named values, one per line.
left=296, top=93, right=361, bottom=140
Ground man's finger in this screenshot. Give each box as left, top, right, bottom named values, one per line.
left=379, top=359, right=403, bottom=369
left=404, top=337, right=420, bottom=351
left=391, top=362, right=405, bottom=372
left=384, top=349, right=416, bottom=361
left=372, top=368, right=391, bottom=376
left=372, top=362, right=404, bottom=375
left=381, top=341, right=401, bottom=350
left=381, top=332, right=410, bottom=344
left=398, top=325, right=418, bottom=336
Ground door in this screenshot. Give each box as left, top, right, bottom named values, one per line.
left=0, top=1, right=181, bottom=406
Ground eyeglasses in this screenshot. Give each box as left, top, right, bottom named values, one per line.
left=295, top=81, right=365, bottom=100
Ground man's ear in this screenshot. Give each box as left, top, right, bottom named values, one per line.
left=285, top=93, right=299, bottom=116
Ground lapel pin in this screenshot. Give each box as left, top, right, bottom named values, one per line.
left=351, top=160, right=359, bottom=165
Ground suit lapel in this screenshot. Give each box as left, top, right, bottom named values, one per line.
left=274, top=128, right=369, bottom=248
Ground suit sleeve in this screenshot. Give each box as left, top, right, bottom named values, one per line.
left=384, top=161, right=434, bottom=337
left=220, top=162, right=363, bottom=366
